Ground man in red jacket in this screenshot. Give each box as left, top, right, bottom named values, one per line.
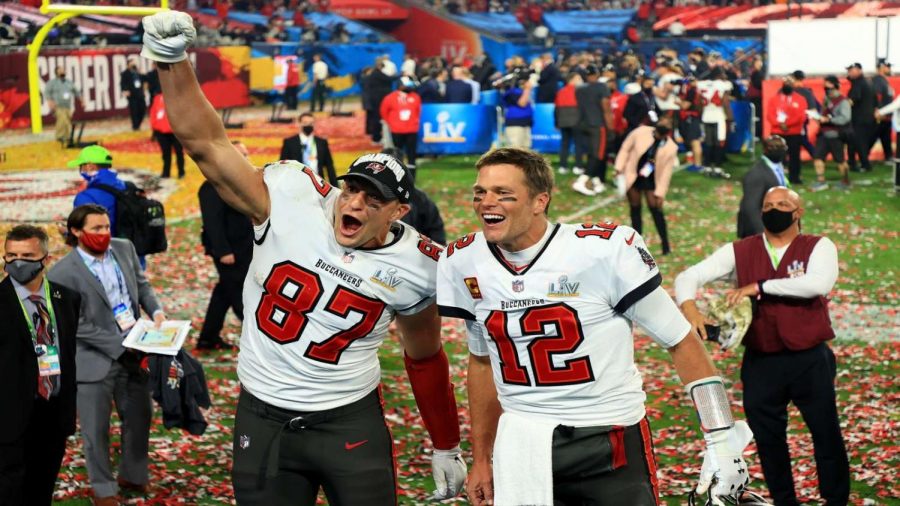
left=675, top=187, right=849, bottom=506
left=380, top=76, right=421, bottom=179
left=149, top=94, right=185, bottom=178
left=766, top=76, right=808, bottom=184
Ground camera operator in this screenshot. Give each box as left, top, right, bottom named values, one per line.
left=495, top=66, right=537, bottom=149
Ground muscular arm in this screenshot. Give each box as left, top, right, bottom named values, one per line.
left=468, top=353, right=501, bottom=466
left=667, top=330, right=718, bottom=385
left=395, top=303, right=442, bottom=359
left=396, top=303, right=461, bottom=451
left=156, top=60, right=269, bottom=224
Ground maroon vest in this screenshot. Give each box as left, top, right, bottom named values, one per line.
left=733, top=234, right=835, bottom=353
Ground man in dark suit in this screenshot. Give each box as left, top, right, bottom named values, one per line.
left=737, top=136, right=788, bottom=238
left=49, top=205, right=165, bottom=506
left=197, top=141, right=254, bottom=350
left=0, top=225, right=80, bottom=506
left=445, top=66, right=473, bottom=104
left=536, top=53, right=562, bottom=103
left=121, top=56, right=146, bottom=131
left=279, top=113, right=338, bottom=186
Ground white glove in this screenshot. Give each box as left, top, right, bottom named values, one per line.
left=696, top=420, right=753, bottom=505
left=431, top=446, right=466, bottom=501
left=141, top=11, right=196, bottom=63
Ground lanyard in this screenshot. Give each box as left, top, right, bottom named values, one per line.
left=83, top=253, right=129, bottom=308
left=17, top=280, right=58, bottom=346
left=766, top=239, right=782, bottom=269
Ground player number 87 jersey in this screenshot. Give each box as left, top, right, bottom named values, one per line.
left=237, top=161, right=442, bottom=412
left=437, top=223, right=662, bottom=427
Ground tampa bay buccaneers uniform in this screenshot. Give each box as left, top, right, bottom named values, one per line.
left=437, top=222, right=686, bottom=426
left=237, top=161, right=440, bottom=411
left=437, top=221, right=689, bottom=504
left=231, top=160, right=446, bottom=504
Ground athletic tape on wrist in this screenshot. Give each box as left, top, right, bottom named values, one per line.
left=686, top=376, right=734, bottom=432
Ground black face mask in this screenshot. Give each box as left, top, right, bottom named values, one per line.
left=301, top=125, right=314, bottom=136
left=781, top=84, right=794, bottom=94
left=762, top=208, right=796, bottom=234
left=764, top=149, right=786, bottom=163
left=643, top=86, right=654, bottom=95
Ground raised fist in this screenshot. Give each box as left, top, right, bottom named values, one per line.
left=140, top=11, right=196, bottom=63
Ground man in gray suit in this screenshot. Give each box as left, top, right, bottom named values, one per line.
left=737, top=136, right=789, bottom=238
left=49, top=204, right=165, bottom=506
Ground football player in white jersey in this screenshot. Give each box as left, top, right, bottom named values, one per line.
left=437, top=148, right=754, bottom=505
left=697, top=67, right=734, bottom=171
left=141, top=11, right=466, bottom=505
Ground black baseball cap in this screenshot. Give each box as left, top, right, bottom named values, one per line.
left=824, top=75, right=840, bottom=88
left=584, top=64, right=601, bottom=76
left=877, top=58, right=892, bottom=68
left=337, top=153, right=414, bottom=203
left=846, top=62, right=862, bottom=70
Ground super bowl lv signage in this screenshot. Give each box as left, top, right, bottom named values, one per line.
left=0, top=46, right=250, bottom=129
left=418, top=104, right=496, bottom=155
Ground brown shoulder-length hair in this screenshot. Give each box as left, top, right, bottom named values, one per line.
left=65, top=204, right=109, bottom=247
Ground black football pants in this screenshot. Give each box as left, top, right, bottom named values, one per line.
left=232, top=388, right=396, bottom=506
left=552, top=418, right=659, bottom=505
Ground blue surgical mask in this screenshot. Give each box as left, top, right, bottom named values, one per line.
left=80, top=170, right=98, bottom=183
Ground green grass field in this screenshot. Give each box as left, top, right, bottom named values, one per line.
left=53, top=151, right=898, bottom=505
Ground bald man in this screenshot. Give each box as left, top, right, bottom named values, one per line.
left=674, top=187, right=850, bottom=505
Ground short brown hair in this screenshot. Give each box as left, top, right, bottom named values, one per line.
left=475, top=148, right=554, bottom=213
left=5, top=224, right=49, bottom=255
left=66, top=204, right=108, bottom=247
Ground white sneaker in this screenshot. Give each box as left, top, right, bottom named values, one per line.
left=572, top=166, right=586, bottom=175
left=591, top=178, right=606, bottom=194
left=558, top=166, right=570, bottom=174
left=572, top=176, right=596, bottom=196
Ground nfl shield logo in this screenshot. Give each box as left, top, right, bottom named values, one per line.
left=512, top=279, right=525, bottom=293
left=239, top=435, right=250, bottom=450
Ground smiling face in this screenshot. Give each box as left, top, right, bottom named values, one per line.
left=473, top=163, right=550, bottom=251
left=333, top=178, right=409, bottom=249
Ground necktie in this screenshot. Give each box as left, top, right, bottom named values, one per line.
left=29, top=294, right=55, bottom=400
left=773, top=163, right=788, bottom=187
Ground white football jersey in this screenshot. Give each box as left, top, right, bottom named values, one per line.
left=238, top=161, right=441, bottom=411
left=697, top=79, right=733, bottom=124
left=437, top=223, right=662, bottom=427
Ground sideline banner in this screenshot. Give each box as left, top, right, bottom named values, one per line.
left=0, top=46, right=250, bottom=130
left=417, top=104, right=496, bottom=155
left=532, top=104, right=561, bottom=153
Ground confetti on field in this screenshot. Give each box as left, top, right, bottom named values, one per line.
left=1, top=109, right=895, bottom=505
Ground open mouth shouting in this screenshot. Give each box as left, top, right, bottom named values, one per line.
left=340, top=214, right=364, bottom=237
left=482, top=213, right=506, bottom=227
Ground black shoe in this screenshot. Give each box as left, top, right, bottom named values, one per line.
left=196, top=337, right=235, bottom=351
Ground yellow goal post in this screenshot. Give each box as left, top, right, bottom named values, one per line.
left=28, top=0, right=170, bottom=133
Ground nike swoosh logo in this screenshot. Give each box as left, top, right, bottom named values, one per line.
left=344, top=440, right=369, bottom=451
left=625, top=232, right=636, bottom=246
